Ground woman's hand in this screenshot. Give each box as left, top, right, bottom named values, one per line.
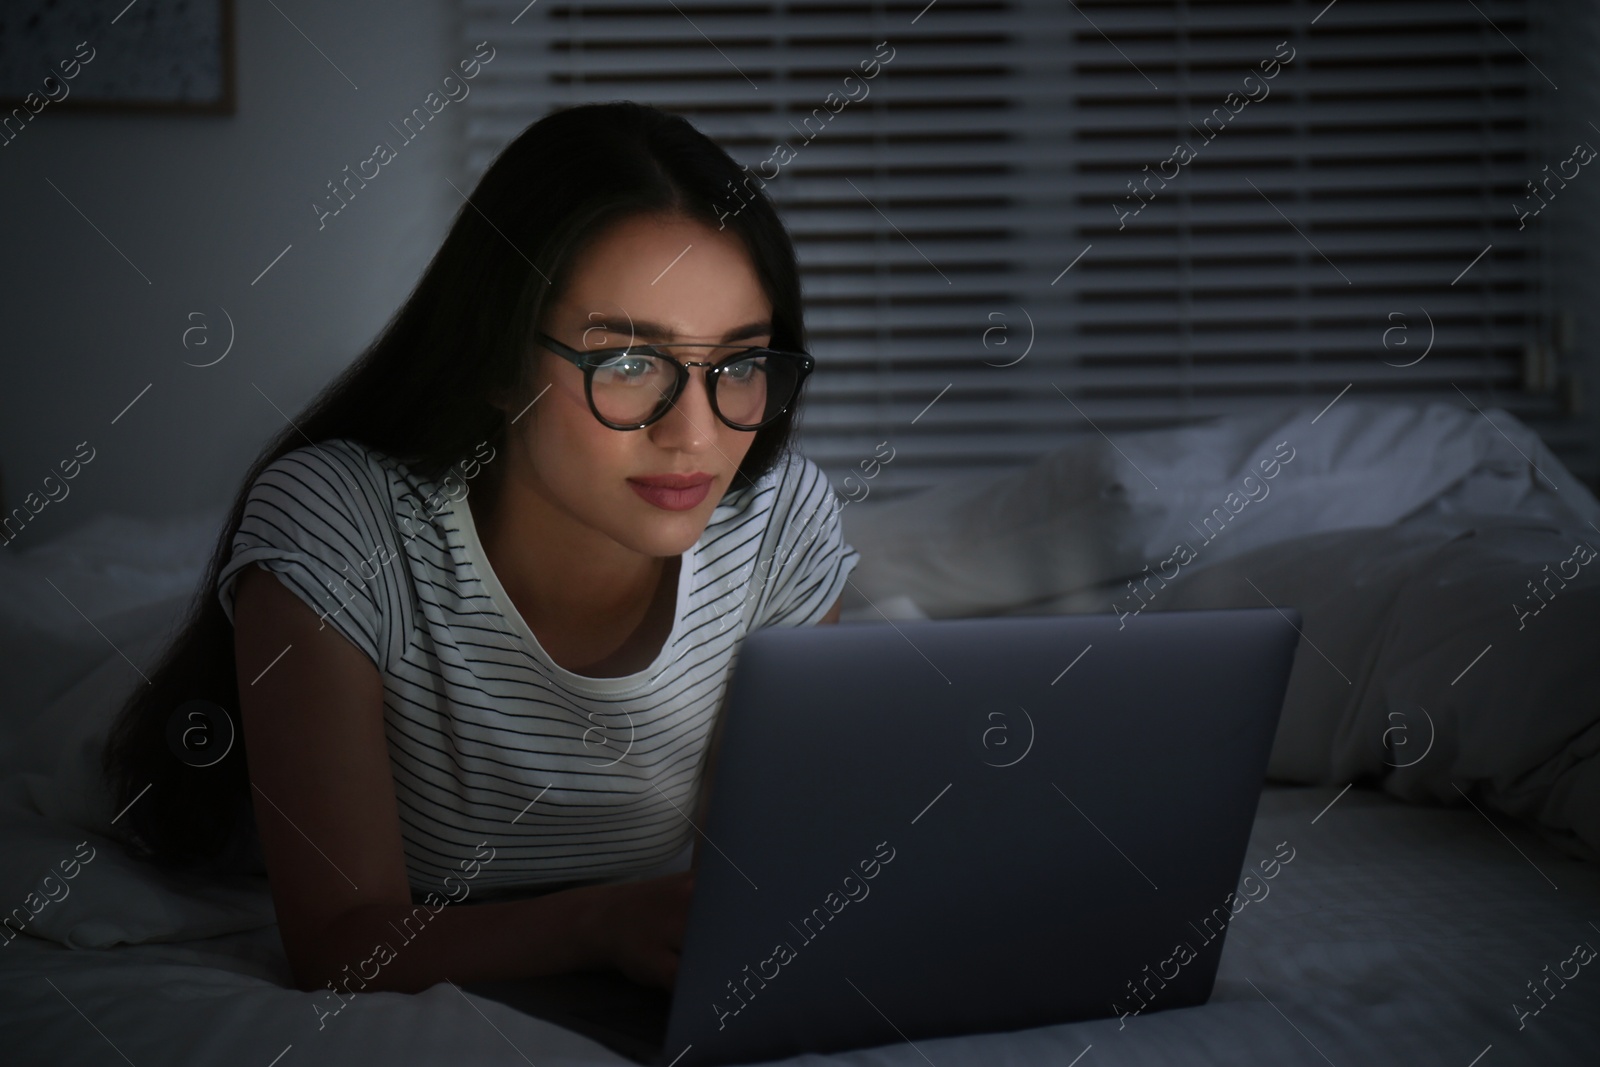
left=587, top=870, right=696, bottom=989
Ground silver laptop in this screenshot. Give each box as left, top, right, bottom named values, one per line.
left=466, top=606, right=1302, bottom=1065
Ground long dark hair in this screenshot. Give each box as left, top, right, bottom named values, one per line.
left=102, top=100, right=811, bottom=869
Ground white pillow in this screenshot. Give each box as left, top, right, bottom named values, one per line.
left=0, top=805, right=275, bottom=949
left=0, top=591, right=280, bottom=948
left=15, top=596, right=189, bottom=801
left=838, top=398, right=1597, bottom=619
left=0, top=509, right=220, bottom=760
left=1025, top=512, right=1600, bottom=861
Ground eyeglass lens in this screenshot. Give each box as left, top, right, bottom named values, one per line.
left=589, top=349, right=801, bottom=428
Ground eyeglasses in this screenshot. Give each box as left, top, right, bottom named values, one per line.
left=536, top=331, right=815, bottom=431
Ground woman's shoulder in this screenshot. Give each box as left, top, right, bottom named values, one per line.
left=714, top=450, right=858, bottom=631
left=259, top=436, right=397, bottom=485
left=249, top=436, right=497, bottom=547
left=249, top=437, right=424, bottom=513
left=234, top=438, right=421, bottom=561
left=716, top=450, right=831, bottom=519
left=221, top=438, right=409, bottom=669
left=708, top=451, right=845, bottom=572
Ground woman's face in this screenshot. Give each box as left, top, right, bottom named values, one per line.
left=504, top=212, right=772, bottom=559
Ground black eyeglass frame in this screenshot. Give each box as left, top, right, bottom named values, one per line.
left=535, top=331, right=816, bottom=431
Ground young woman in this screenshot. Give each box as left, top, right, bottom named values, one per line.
left=100, top=101, right=859, bottom=998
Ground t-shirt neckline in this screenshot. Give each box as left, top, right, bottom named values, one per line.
left=447, top=490, right=696, bottom=696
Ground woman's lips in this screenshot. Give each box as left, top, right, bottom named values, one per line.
left=627, top=475, right=713, bottom=511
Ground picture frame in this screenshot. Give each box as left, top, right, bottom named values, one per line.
left=0, top=0, right=235, bottom=115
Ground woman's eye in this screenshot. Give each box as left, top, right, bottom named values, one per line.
left=594, top=352, right=663, bottom=382
left=723, top=358, right=761, bottom=382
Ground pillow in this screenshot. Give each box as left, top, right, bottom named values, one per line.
left=0, top=805, right=275, bottom=950
left=0, top=590, right=280, bottom=948
left=0, top=509, right=219, bottom=760
left=15, top=595, right=189, bottom=802
left=838, top=398, right=1598, bottom=619
left=1019, top=512, right=1600, bottom=860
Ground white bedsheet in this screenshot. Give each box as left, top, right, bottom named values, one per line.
left=3, top=784, right=1596, bottom=1065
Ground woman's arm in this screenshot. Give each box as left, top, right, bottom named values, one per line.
left=819, top=593, right=843, bottom=624
left=233, top=566, right=673, bottom=993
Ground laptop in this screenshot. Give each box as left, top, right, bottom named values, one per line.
left=464, top=606, right=1302, bottom=1066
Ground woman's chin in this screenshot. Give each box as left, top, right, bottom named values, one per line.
left=603, top=509, right=706, bottom=558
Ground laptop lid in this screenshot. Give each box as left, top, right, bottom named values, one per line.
left=658, top=606, right=1301, bottom=1067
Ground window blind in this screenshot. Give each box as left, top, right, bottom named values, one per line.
left=458, top=0, right=1596, bottom=499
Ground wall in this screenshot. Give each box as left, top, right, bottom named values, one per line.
left=0, top=0, right=468, bottom=544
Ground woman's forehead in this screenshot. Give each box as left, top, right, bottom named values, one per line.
left=554, top=215, right=769, bottom=319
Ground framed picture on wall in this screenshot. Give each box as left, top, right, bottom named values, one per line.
left=0, top=0, right=235, bottom=115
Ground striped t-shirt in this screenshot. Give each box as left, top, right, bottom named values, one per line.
left=215, top=437, right=859, bottom=900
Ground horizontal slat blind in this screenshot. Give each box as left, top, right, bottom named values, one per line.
left=459, top=0, right=1595, bottom=497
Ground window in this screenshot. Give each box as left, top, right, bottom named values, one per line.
left=459, top=0, right=1598, bottom=497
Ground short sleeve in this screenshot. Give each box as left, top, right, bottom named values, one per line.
left=216, top=441, right=397, bottom=671
left=747, top=453, right=861, bottom=630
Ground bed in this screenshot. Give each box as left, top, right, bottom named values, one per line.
left=3, top=397, right=1598, bottom=1065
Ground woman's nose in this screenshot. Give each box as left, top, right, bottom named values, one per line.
left=653, top=365, right=718, bottom=438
